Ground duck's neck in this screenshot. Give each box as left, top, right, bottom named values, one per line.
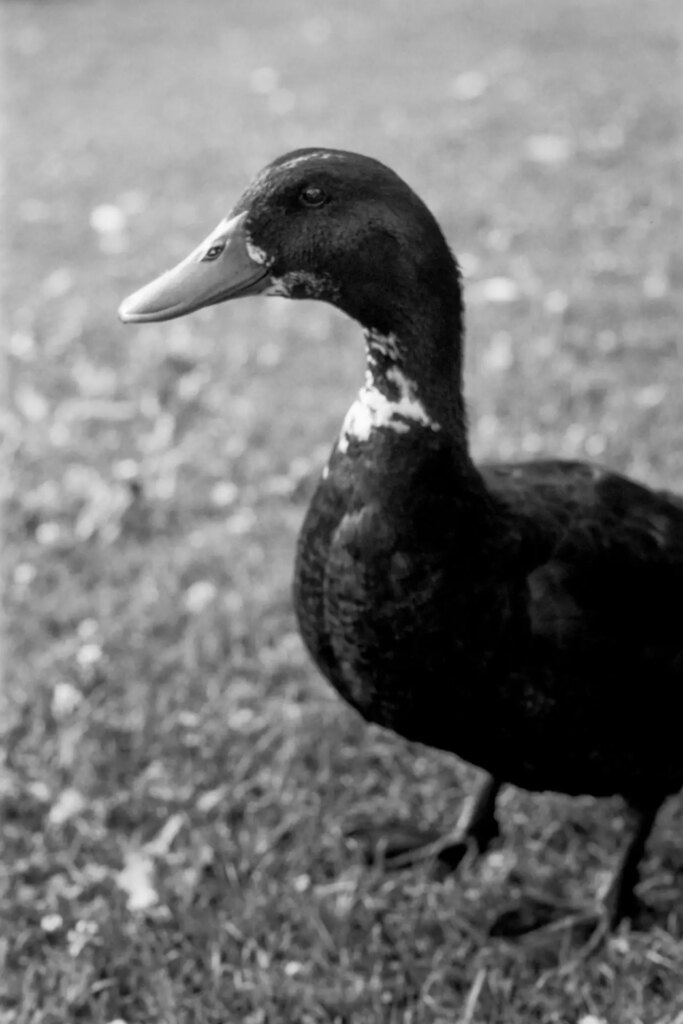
left=339, top=296, right=470, bottom=464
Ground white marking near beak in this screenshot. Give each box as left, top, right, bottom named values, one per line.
left=245, top=235, right=270, bottom=266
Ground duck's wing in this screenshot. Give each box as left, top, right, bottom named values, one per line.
left=481, top=460, right=683, bottom=658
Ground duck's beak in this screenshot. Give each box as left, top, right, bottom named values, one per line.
left=118, top=211, right=271, bottom=323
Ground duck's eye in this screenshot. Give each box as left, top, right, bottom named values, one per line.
left=299, top=185, right=328, bottom=208
left=203, top=243, right=225, bottom=261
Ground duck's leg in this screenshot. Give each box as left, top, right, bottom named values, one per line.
left=490, top=792, right=665, bottom=942
left=352, top=773, right=503, bottom=872
left=601, top=793, right=663, bottom=928
left=558, top=795, right=665, bottom=952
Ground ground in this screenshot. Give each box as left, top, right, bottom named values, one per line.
left=3, top=0, right=683, bottom=1021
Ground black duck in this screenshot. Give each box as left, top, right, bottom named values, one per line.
left=120, top=148, right=683, bottom=931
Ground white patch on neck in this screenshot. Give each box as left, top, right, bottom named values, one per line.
left=366, top=328, right=401, bottom=363
left=338, top=332, right=441, bottom=453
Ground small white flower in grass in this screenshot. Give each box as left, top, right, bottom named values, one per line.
left=210, top=480, right=238, bottom=507
left=76, top=643, right=102, bottom=669
left=225, top=508, right=257, bottom=535
left=643, top=271, right=668, bottom=299
left=116, top=850, right=158, bottom=912
left=36, top=522, right=61, bottom=546
left=177, top=710, right=199, bottom=729
left=89, top=204, right=126, bottom=234
left=90, top=204, right=127, bottom=254
left=475, top=412, right=500, bottom=442
left=635, top=384, right=666, bottom=409
left=49, top=787, right=86, bottom=826
left=52, top=681, right=83, bottom=717
left=284, top=961, right=305, bottom=977
left=479, top=849, right=516, bottom=886
left=227, top=707, right=256, bottom=731
left=279, top=702, right=303, bottom=722
left=585, top=434, right=606, bottom=458
left=525, top=134, right=573, bottom=164
left=244, top=1012, right=267, bottom=1024
left=77, top=617, right=99, bottom=640
left=67, top=919, right=99, bottom=957
left=113, top=458, right=139, bottom=482
left=28, top=780, right=50, bottom=802
left=15, top=384, right=49, bottom=422
left=116, top=815, right=184, bottom=912
left=184, top=580, right=217, bottom=614
left=13, top=563, right=36, bottom=586
left=41, top=913, right=63, bottom=933
left=9, top=331, right=35, bottom=359
left=470, top=277, right=520, bottom=304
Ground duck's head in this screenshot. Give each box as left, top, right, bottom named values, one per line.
left=119, top=148, right=462, bottom=339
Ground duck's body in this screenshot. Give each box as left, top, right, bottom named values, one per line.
left=297, top=442, right=683, bottom=799
left=120, top=148, right=683, bottom=928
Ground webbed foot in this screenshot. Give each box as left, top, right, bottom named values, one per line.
left=348, top=774, right=502, bottom=875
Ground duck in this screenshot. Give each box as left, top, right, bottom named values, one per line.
left=119, top=148, right=683, bottom=932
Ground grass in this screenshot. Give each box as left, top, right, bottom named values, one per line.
left=3, top=0, right=682, bottom=1020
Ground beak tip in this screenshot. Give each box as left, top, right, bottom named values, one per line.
left=118, top=292, right=155, bottom=323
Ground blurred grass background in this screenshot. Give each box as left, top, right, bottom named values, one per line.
left=3, top=0, right=682, bottom=1021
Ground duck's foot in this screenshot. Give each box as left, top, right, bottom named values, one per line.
left=488, top=895, right=575, bottom=938
left=487, top=864, right=651, bottom=948
left=347, top=774, right=502, bottom=875
left=490, top=792, right=664, bottom=946
left=488, top=890, right=651, bottom=954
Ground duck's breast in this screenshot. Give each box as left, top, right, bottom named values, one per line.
left=293, top=445, right=518, bottom=749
